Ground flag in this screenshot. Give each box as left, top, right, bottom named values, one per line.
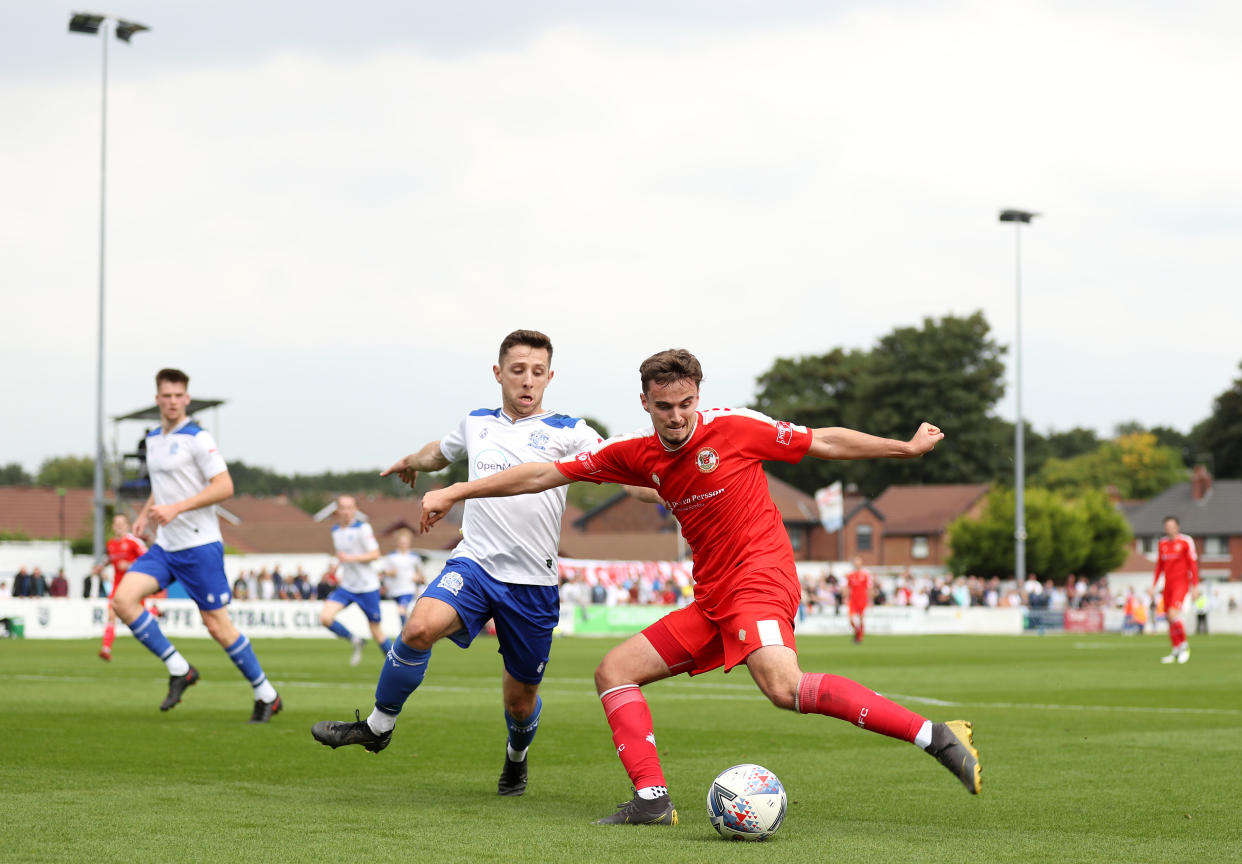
left=815, top=482, right=843, bottom=533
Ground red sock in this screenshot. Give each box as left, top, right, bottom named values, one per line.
left=797, top=673, right=926, bottom=743
left=600, top=685, right=666, bottom=790
left=102, top=623, right=115, bottom=650
left=1170, top=619, right=1185, bottom=648
left=858, top=619, right=865, bottom=640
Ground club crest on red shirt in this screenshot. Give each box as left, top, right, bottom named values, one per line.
left=696, top=447, right=720, bottom=473
left=775, top=421, right=792, bottom=445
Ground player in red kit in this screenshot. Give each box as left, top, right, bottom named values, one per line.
left=1153, top=515, right=1198, bottom=664
left=420, top=349, right=982, bottom=826
left=95, top=513, right=148, bottom=660
left=845, top=556, right=872, bottom=644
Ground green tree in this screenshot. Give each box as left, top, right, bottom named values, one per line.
left=1035, top=433, right=1186, bottom=499
left=949, top=486, right=1132, bottom=581
left=1192, top=361, right=1242, bottom=478
left=1076, top=489, right=1133, bottom=579
left=36, top=456, right=95, bottom=488
left=751, top=312, right=1010, bottom=497
left=0, top=462, right=32, bottom=485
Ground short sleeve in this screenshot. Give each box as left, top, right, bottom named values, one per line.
left=191, top=430, right=229, bottom=480
left=555, top=436, right=644, bottom=486
left=723, top=409, right=812, bottom=464
left=360, top=523, right=380, bottom=553
left=439, top=416, right=469, bottom=463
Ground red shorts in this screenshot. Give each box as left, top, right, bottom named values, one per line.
left=1163, top=583, right=1189, bottom=613
left=643, top=571, right=798, bottom=676
left=848, top=600, right=867, bottom=616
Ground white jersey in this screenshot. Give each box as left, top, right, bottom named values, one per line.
left=383, top=550, right=424, bottom=597
left=145, top=418, right=228, bottom=552
left=331, top=519, right=380, bottom=593
left=440, top=408, right=601, bottom=586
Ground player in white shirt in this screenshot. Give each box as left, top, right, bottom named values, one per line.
left=382, top=529, right=426, bottom=626
left=114, top=368, right=281, bottom=723
left=320, top=495, right=392, bottom=666
left=312, top=330, right=601, bottom=797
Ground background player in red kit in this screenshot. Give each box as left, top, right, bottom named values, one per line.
left=1153, top=515, right=1198, bottom=664
left=95, top=513, right=149, bottom=660
left=845, top=556, right=872, bottom=644
left=420, top=348, right=982, bottom=826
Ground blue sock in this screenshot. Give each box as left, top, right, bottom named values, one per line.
left=398, top=613, right=407, bottom=628
left=327, top=620, right=353, bottom=640
left=373, top=639, right=431, bottom=716
left=506, top=695, right=542, bottom=752
left=128, top=609, right=175, bottom=661
left=225, top=634, right=268, bottom=687
left=380, top=638, right=393, bottom=655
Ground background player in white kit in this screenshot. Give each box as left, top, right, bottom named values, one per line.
left=320, top=495, right=393, bottom=666
left=114, top=368, right=282, bottom=723
left=312, top=330, right=601, bottom=797
left=381, top=529, right=425, bottom=627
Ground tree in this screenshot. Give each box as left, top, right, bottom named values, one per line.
left=948, top=486, right=1133, bottom=581
left=1035, top=433, right=1187, bottom=500
left=1192, top=361, right=1242, bottom=478
left=751, top=312, right=1010, bottom=497
left=1076, top=490, right=1133, bottom=579
left=36, top=456, right=95, bottom=488
left=0, top=462, right=32, bottom=485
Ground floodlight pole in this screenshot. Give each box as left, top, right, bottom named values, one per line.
left=999, top=209, right=1039, bottom=584
left=69, top=12, right=149, bottom=562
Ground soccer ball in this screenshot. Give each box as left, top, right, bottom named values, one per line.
left=706, top=763, right=787, bottom=841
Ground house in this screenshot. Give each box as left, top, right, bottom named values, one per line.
left=860, top=484, right=990, bottom=567
left=0, top=487, right=95, bottom=541
left=1118, top=467, right=1242, bottom=581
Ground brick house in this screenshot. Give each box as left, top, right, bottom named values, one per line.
left=1118, top=467, right=1242, bottom=581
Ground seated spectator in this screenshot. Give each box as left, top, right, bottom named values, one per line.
left=0, top=580, right=9, bottom=599
left=316, top=563, right=339, bottom=600
left=50, top=569, right=69, bottom=598
left=29, top=568, right=48, bottom=597
left=232, top=575, right=250, bottom=600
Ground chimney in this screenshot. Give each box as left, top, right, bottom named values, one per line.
left=1191, top=465, right=1212, bottom=501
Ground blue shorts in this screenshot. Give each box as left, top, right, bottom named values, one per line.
left=129, top=542, right=231, bottom=610
left=328, top=587, right=383, bottom=623
left=421, top=557, right=560, bottom=684
left=393, top=593, right=415, bottom=609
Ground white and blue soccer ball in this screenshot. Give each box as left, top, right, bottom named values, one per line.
left=706, top=763, right=787, bottom=841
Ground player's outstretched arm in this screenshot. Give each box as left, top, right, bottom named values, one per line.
left=419, top=462, right=570, bottom=533
left=381, top=440, right=451, bottom=489
left=806, top=422, right=943, bottom=462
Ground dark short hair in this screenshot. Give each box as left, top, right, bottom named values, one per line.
left=1163, top=515, right=1180, bottom=526
left=156, top=368, right=189, bottom=388
left=639, top=349, right=703, bottom=393
left=498, top=330, right=553, bottom=365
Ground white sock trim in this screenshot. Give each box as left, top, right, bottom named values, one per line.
left=367, top=708, right=397, bottom=734
left=507, top=744, right=528, bottom=762
left=254, top=680, right=278, bottom=703
left=914, top=720, right=933, bottom=750
left=636, top=786, right=668, bottom=800
left=165, top=651, right=190, bottom=676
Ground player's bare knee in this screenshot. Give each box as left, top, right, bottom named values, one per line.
left=401, top=619, right=436, bottom=651
left=763, top=684, right=798, bottom=712
left=505, top=691, right=537, bottom=719
left=318, top=610, right=335, bottom=628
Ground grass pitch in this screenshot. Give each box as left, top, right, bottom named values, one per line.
left=1, top=633, right=1239, bottom=864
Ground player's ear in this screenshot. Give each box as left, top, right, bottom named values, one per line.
left=493, top=364, right=502, bottom=383
left=546, top=369, right=554, bottom=383
left=639, top=391, right=649, bottom=412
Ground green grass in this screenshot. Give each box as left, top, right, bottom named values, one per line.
left=2, top=633, right=1240, bottom=863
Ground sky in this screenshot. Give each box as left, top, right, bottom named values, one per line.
left=2, top=0, right=1240, bottom=476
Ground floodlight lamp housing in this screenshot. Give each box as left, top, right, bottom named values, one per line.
left=115, top=20, right=150, bottom=41
left=999, top=209, right=1039, bottom=224
left=69, top=12, right=105, bottom=34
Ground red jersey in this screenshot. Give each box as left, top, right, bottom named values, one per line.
left=556, top=408, right=813, bottom=613
left=1153, top=534, right=1198, bottom=591
left=846, top=569, right=872, bottom=608
left=106, top=533, right=148, bottom=578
